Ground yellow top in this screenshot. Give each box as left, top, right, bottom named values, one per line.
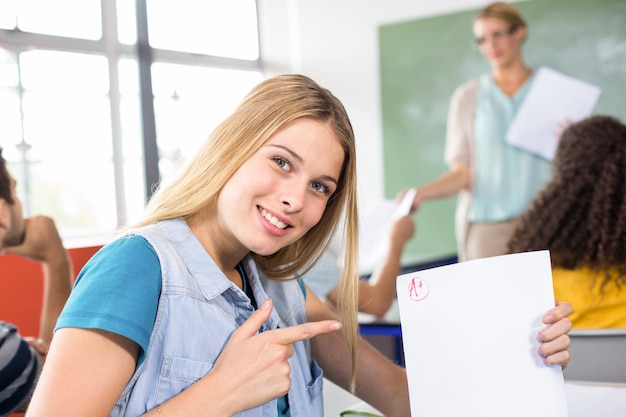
left=552, top=267, right=626, bottom=329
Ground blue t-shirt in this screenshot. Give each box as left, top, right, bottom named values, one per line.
left=55, top=235, right=161, bottom=366
left=56, top=235, right=293, bottom=415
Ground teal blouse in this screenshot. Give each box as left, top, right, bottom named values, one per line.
left=468, top=73, right=552, bottom=222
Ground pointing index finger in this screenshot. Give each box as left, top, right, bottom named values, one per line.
left=274, top=320, right=342, bottom=345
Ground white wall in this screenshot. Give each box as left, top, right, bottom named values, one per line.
left=257, top=0, right=489, bottom=209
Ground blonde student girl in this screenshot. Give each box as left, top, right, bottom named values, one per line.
left=26, top=74, right=572, bottom=417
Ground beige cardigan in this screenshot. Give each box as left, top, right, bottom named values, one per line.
left=443, top=79, right=479, bottom=261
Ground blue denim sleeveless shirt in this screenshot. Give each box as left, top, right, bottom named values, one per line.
left=110, top=218, right=324, bottom=416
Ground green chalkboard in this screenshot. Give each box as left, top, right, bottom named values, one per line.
left=379, top=0, right=626, bottom=263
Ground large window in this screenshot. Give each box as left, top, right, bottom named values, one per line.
left=0, top=0, right=263, bottom=244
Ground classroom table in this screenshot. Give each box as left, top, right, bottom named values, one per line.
left=325, top=380, right=626, bottom=417
left=358, top=301, right=404, bottom=365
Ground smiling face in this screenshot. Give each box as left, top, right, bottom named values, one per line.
left=473, top=17, right=526, bottom=69
left=216, top=118, right=344, bottom=257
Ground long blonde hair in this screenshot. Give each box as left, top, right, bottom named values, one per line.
left=133, top=74, right=360, bottom=389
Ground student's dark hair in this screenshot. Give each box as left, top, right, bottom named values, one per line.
left=508, top=115, right=626, bottom=291
left=0, top=147, right=13, bottom=204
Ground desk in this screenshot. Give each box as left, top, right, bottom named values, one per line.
left=358, top=300, right=403, bottom=365
left=327, top=380, right=626, bottom=417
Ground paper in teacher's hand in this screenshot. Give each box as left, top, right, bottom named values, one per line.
left=506, top=66, right=601, bottom=160
left=396, top=251, right=568, bottom=417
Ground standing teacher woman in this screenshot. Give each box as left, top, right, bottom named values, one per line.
left=405, top=2, right=553, bottom=261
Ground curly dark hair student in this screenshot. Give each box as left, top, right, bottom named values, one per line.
left=508, top=115, right=626, bottom=291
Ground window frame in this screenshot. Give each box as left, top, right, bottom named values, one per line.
left=0, top=0, right=263, bottom=234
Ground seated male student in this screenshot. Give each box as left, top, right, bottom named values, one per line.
left=303, top=213, right=415, bottom=317
left=0, top=148, right=72, bottom=416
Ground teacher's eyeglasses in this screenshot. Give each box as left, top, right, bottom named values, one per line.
left=471, top=25, right=518, bottom=48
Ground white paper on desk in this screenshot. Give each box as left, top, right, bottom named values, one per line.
left=396, top=251, right=568, bottom=417
left=506, top=66, right=601, bottom=160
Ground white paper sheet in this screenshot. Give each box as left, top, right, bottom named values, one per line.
left=357, top=189, right=415, bottom=273
left=357, top=198, right=396, bottom=273
left=506, top=66, right=601, bottom=160
left=396, top=251, right=568, bottom=417
left=392, top=187, right=417, bottom=220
